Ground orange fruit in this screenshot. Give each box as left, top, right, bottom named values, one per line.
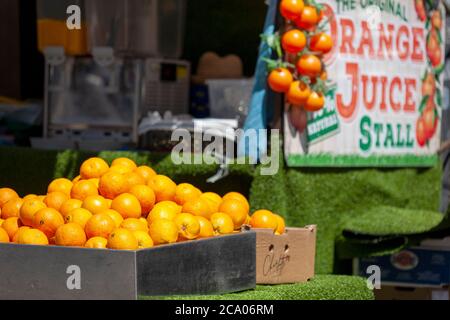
left=80, top=157, right=109, bottom=179
left=111, top=193, right=142, bottom=219
left=200, top=192, right=222, bottom=213
left=120, top=218, right=149, bottom=233
left=148, top=175, right=177, bottom=202
left=20, top=198, right=47, bottom=226
left=82, top=195, right=109, bottom=215
left=17, top=229, right=49, bottom=246
left=147, top=201, right=181, bottom=225
left=148, top=219, right=178, bottom=245
left=23, top=194, right=38, bottom=201
left=250, top=210, right=278, bottom=232
left=0, top=218, right=4, bottom=227
left=182, top=198, right=213, bottom=220
left=174, top=213, right=200, bottom=240
left=129, top=185, right=155, bottom=216
left=12, top=226, right=31, bottom=243
left=218, top=199, right=249, bottom=230
left=44, top=191, right=68, bottom=211
left=174, top=183, right=202, bottom=206
left=274, top=214, right=286, bottom=235
left=135, top=166, right=157, bottom=183
left=107, top=228, right=138, bottom=250
left=88, top=178, right=100, bottom=188
left=210, top=213, right=234, bottom=235
left=37, top=195, right=46, bottom=202
left=85, top=236, right=108, bottom=249
left=111, top=158, right=137, bottom=172
left=195, top=216, right=214, bottom=239
left=72, top=175, right=81, bottom=184
left=47, top=178, right=73, bottom=196
left=223, top=192, right=250, bottom=212
left=60, top=199, right=83, bottom=218
left=100, top=209, right=123, bottom=228
left=132, top=230, right=154, bottom=249
left=0, top=227, right=10, bottom=243
left=99, top=171, right=128, bottom=200
left=245, top=215, right=251, bottom=225
left=0, top=188, right=19, bottom=209
left=33, top=208, right=65, bottom=238
left=55, top=223, right=87, bottom=247
left=108, top=165, right=132, bottom=175
left=125, top=172, right=146, bottom=190
left=85, top=213, right=115, bottom=239
left=1, top=198, right=24, bottom=219
left=106, top=199, right=112, bottom=208
left=65, top=208, right=93, bottom=229
left=2, top=217, right=22, bottom=240
left=71, top=180, right=99, bottom=201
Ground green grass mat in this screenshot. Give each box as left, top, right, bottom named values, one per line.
left=143, top=275, right=374, bottom=300
left=341, top=206, right=444, bottom=236
left=249, top=162, right=444, bottom=274
left=336, top=236, right=408, bottom=259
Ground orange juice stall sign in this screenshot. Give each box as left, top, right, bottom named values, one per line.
left=284, top=0, right=445, bottom=167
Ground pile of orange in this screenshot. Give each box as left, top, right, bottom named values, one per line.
left=0, top=157, right=286, bottom=250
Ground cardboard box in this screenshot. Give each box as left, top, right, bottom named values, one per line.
left=0, top=232, right=256, bottom=300
left=375, top=284, right=450, bottom=300
left=253, top=225, right=317, bottom=284
left=355, top=238, right=450, bottom=287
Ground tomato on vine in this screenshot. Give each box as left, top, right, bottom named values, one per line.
left=295, top=6, right=319, bottom=30
left=282, top=29, right=307, bottom=54
left=317, top=8, right=325, bottom=23
left=280, top=0, right=305, bottom=21
left=304, top=91, right=325, bottom=112
left=423, top=106, right=438, bottom=139
left=296, top=54, right=322, bottom=78
left=309, top=32, right=333, bottom=54
left=287, top=81, right=311, bottom=105
left=267, top=68, right=294, bottom=93
left=416, top=117, right=427, bottom=147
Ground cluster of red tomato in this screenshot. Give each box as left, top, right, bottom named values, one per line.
left=415, top=2, right=443, bottom=148
left=266, top=0, right=333, bottom=113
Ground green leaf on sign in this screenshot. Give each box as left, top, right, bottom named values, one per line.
left=435, top=64, right=445, bottom=77
left=419, top=95, right=430, bottom=114
left=436, top=89, right=442, bottom=108
left=421, top=71, right=428, bottom=82
left=436, top=28, right=443, bottom=44
left=434, top=107, right=440, bottom=120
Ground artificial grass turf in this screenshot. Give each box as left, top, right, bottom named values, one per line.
left=249, top=161, right=444, bottom=274
left=0, top=147, right=445, bottom=276
left=341, top=206, right=444, bottom=236
left=144, top=275, right=374, bottom=300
